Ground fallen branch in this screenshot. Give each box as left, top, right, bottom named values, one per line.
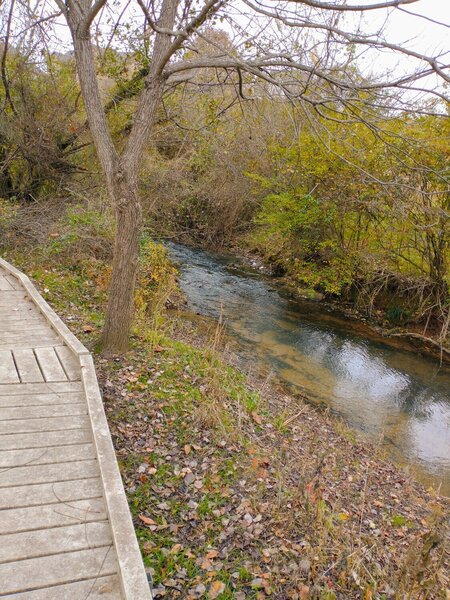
left=386, top=332, right=450, bottom=358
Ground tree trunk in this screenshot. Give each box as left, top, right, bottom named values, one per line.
left=101, top=172, right=142, bottom=352
left=68, top=29, right=143, bottom=352
left=65, top=0, right=177, bottom=352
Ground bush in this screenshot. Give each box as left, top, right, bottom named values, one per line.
left=135, top=236, right=179, bottom=325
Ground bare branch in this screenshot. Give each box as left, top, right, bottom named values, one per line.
left=52, top=0, right=68, bottom=15
left=242, top=0, right=450, bottom=84
left=136, top=0, right=180, bottom=36
left=80, top=0, right=109, bottom=36
left=161, top=0, right=226, bottom=68
left=397, top=6, right=450, bottom=28
left=293, top=0, right=420, bottom=11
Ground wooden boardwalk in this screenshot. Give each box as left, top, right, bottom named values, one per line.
left=0, top=259, right=152, bottom=599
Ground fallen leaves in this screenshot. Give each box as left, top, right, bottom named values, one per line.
left=97, top=324, right=449, bottom=600
left=251, top=411, right=263, bottom=425
left=138, top=515, right=157, bottom=527
left=208, top=580, right=225, bottom=599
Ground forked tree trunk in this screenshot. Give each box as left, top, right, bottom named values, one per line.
left=64, top=0, right=178, bottom=352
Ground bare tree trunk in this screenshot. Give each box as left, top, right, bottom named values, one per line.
left=101, top=170, right=142, bottom=351
left=100, top=85, right=164, bottom=351
left=69, top=31, right=143, bottom=351
left=99, top=0, right=177, bottom=351
left=70, top=31, right=143, bottom=351
left=66, top=1, right=176, bottom=351
left=57, top=0, right=198, bottom=350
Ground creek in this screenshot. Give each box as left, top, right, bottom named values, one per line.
left=166, top=241, right=450, bottom=495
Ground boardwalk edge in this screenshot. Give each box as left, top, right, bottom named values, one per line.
left=0, top=256, right=152, bottom=600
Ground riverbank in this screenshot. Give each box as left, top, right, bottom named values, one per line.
left=2, top=238, right=448, bottom=600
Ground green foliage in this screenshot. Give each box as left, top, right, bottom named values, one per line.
left=0, top=50, right=82, bottom=200
left=386, top=305, right=411, bottom=325
left=247, top=113, right=449, bottom=331
left=2, top=39, right=447, bottom=338
left=252, top=188, right=356, bottom=295
left=255, top=191, right=329, bottom=235
left=135, top=236, right=179, bottom=335
left=392, top=514, right=407, bottom=527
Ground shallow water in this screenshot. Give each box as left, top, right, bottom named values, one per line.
left=166, top=242, right=450, bottom=494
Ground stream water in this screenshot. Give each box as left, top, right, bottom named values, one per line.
left=166, top=241, right=450, bottom=495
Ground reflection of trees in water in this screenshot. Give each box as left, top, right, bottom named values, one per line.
left=398, top=389, right=435, bottom=419
left=407, top=403, right=450, bottom=466
left=334, top=341, right=410, bottom=402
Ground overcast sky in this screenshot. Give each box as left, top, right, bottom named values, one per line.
left=362, top=0, right=449, bottom=60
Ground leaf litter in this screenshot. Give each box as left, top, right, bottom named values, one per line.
left=95, top=319, right=449, bottom=600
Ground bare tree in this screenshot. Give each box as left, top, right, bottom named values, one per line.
left=2, top=0, right=449, bottom=350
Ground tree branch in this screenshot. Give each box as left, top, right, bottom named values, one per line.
left=159, top=0, right=225, bottom=72
left=294, top=0, right=419, bottom=11
left=80, top=0, right=108, bottom=36
left=242, top=0, right=450, bottom=84
left=52, top=0, right=68, bottom=15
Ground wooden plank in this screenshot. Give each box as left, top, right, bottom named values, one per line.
left=55, top=345, right=81, bottom=381
left=2, top=575, right=122, bottom=600
left=0, top=341, right=62, bottom=353
left=3, top=268, right=88, bottom=356
left=0, top=497, right=107, bottom=535
left=0, top=391, right=85, bottom=407
left=0, top=427, right=92, bottom=450
left=0, top=350, right=19, bottom=384
left=0, top=443, right=95, bottom=468
left=35, top=347, right=68, bottom=382
left=0, top=276, right=15, bottom=290
left=0, top=325, right=54, bottom=334
left=0, top=402, right=86, bottom=420
left=13, top=348, right=44, bottom=383
left=0, top=414, right=89, bottom=434
left=0, top=545, right=117, bottom=595
left=2, top=325, right=53, bottom=334
left=0, top=290, right=32, bottom=298
left=80, top=353, right=152, bottom=599
left=0, top=314, right=45, bottom=323
left=4, top=273, right=21, bottom=290
left=0, top=477, right=102, bottom=509
left=0, top=459, right=99, bottom=488
left=0, top=333, right=60, bottom=345
left=0, top=257, right=151, bottom=600
left=0, top=303, right=35, bottom=312
left=0, top=381, right=82, bottom=396
left=0, top=297, right=34, bottom=304
left=0, top=520, right=113, bottom=563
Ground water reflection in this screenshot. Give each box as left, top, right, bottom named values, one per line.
left=166, top=242, right=450, bottom=494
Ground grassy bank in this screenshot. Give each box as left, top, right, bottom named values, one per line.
left=1, top=205, right=449, bottom=599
